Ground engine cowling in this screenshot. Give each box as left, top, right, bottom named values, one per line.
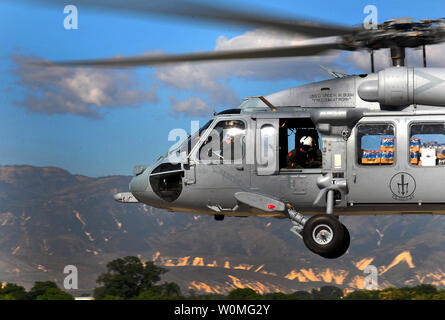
left=358, top=67, right=445, bottom=107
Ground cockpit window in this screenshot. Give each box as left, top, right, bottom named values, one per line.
left=199, top=119, right=246, bottom=163
left=182, top=119, right=213, bottom=155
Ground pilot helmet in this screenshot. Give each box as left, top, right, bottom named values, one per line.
left=300, top=136, right=313, bottom=146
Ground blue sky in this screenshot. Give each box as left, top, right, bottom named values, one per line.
left=1, top=0, right=445, bottom=177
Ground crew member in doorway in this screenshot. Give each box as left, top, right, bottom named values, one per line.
left=287, top=135, right=321, bottom=168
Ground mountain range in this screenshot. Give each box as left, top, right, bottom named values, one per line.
left=1, top=165, right=445, bottom=295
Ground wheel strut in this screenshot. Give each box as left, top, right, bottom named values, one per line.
left=285, top=203, right=307, bottom=239
left=326, top=189, right=334, bottom=215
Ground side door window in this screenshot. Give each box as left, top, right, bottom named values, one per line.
left=348, top=121, right=399, bottom=203
left=256, top=119, right=279, bottom=175
left=357, top=123, right=395, bottom=166
left=410, top=122, right=445, bottom=166
left=198, top=119, right=246, bottom=164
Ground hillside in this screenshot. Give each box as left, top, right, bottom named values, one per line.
left=0, top=165, right=445, bottom=295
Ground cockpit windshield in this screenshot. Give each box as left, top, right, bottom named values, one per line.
left=165, top=119, right=214, bottom=163
left=182, top=119, right=213, bottom=155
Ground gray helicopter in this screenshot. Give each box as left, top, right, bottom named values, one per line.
left=35, top=0, right=445, bottom=258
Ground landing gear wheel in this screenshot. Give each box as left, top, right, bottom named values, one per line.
left=302, top=214, right=346, bottom=258
left=319, top=224, right=350, bottom=259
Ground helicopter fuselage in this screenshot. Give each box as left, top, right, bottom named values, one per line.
left=116, top=66, right=445, bottom=219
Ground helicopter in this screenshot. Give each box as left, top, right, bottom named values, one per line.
left=32, top=0, right=445, bottom=259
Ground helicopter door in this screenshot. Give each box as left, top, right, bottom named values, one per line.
left=191, top=117, right=250, bottom=210
left=347, top=121, right=398, bottom=203
left=256, top=119, right=279, bottom=176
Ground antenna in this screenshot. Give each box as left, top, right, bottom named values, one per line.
left=370, top=50, right=375, bottom=73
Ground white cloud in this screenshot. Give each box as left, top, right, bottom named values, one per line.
left=406, top=43, right=445, bottom=68
left=13, top=31, right=445, bottom=118
left=156, top=63, right=239, bottom=107
left=212, top=29, right=342, bottom=81
left=11, top=54, right=158, bottom=118
left=156, top=30, right=445, bottom=117
left=347, top=49, right=391, bottom=72
left=154, top=28, right=346, bottom=116
left=169, top=96, right=212, bottom=117
left=214, top=28, right=309, bottom=50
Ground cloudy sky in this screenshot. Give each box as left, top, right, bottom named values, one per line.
left=1, top=0, right=445, bottom=176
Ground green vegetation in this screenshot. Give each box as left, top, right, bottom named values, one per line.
left=0, top=281, right=74, bottom=300
left=0, top=283, right=28, bottom=300
left=36, top=287, right=75, bottom=300
left=2, top=256, right=445, bottom=300
left=227, top=288, right=260, bottom=300
left=92, top=257, right=445, bottom=300
left=93, top=255, right=181, bottom=300
left=310, top=286, right=344, bottom=300
left=343, top=284, right=445, bottom=300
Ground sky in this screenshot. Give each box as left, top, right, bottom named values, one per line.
left=1, top=0, right=445, bottom=177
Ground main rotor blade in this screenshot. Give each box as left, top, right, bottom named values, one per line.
left=28, top=0, right=355, bottom=38
left=39, top=42, right=341, bottom=68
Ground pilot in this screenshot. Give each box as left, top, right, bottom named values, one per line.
left=287, top=135, right=321, bottom=168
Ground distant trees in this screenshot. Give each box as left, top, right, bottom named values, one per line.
left=36, top=287, right=75, bottom=300
left=0, top=283, right=28, bottom=300
left=132, top=282, right=182, bottom=300
left=3, top=255, right=445, bottom=301
left=94, top=255, right=181, bottom=300
left=28, top=281, right=60, bottom=300
left=310, top=286, right=344, bottom=300
left=343, top=284, right=445, bottom=300
left=225, top=286, right=344, bottom=300
left=90, top=256, right=445, bottom=300
left=227, top=288, right=260, bottom=300
left=0, top=281, right=74, bottom=300
left=342, top=289, right=380, bottom=300
left=224, top=284, right=445, bottom=301
left=262, top=292, right=297, bottom=300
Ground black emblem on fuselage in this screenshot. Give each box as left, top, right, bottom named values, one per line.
left=389, top=172, right=416, bottom=201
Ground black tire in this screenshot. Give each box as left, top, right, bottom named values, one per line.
left=302, top=214, right=345, bottom=258
left=319, top=224, right=350, bottom=259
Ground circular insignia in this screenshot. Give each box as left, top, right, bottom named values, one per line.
left=389, top=172, right=416, bottom=200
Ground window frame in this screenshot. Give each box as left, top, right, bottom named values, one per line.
left=408, top=121, right=445, bottom=168
left=355, top=121, right=397, bottom=167
left=258, top=123, right=277, bottom=170
left=193, top=117, right=248, bottom=165
left=278, top=117, right=323, bottom=172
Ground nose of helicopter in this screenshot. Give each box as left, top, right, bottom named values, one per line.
left=120, top=161, right=183, bottom=206
left=129, top=171, right=150, bottom=194
left=127, top=167, right=160, bottom=206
